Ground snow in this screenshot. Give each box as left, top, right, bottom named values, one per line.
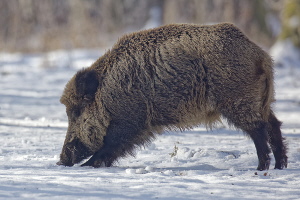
left=0, top=43, right=300, bottom=200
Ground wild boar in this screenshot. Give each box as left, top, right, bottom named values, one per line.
left=57, top=23, right=287, bottom=170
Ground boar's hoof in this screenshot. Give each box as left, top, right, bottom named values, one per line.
left=256, top=159, right=270, bottom=171
left=274, top=156, right=288, bottom=170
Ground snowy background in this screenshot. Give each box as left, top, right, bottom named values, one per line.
left=0, top=39, right=300, bottom=199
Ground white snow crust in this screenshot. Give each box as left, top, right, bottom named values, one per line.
left=0, top=44, right=299, bottom=199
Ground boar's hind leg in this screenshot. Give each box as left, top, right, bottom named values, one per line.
left=222, top=109, right=271, bottom=171
left=246, top=122, right=271, bottom=171
left=267, top=112, right=288, bottom=169
left=81, top=120, right=144, bottom=167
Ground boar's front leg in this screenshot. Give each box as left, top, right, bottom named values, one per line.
left=81, top=120, right=142, bottom=167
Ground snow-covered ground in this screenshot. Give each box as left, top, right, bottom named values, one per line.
left=0, top=43, right=300, bottom=200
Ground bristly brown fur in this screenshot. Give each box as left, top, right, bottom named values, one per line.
left=57, top=23, right=287, bottom=170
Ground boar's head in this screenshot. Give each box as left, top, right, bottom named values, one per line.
left=57, top=69, right=106, bottom=166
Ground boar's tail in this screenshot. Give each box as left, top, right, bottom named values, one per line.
left=260, top=56, right=275, bottom=122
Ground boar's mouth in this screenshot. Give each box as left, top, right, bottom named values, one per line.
left=57, top=139, right=94, bottom=166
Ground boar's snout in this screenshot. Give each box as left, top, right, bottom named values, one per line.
left=57, top=138, right=93, bottom=167
left=56, top=160, right=72, bottom=166
left=57, top=143, right=74, bottom=167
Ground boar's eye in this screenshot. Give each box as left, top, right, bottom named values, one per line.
left=83, top=94, right=93, bottom=102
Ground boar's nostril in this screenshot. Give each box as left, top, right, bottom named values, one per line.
left=56, top=161, right=64, bottom=165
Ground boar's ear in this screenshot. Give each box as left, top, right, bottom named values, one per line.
left=75, top=69, right=99, bottom=101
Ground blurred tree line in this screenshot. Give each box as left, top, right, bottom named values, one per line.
left=0, top=0, right=297, bottom=52
left=280, top=0, right=300, bottom=47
